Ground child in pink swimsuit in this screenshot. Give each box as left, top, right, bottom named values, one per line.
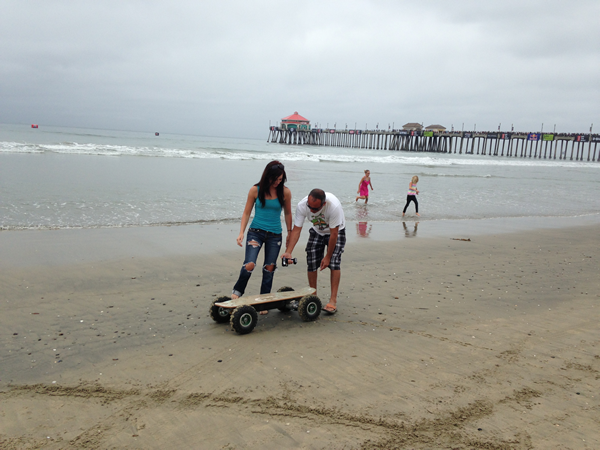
left=355, top=170, right=373, bottom=204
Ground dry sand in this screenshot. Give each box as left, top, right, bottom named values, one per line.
left=1, top=221, right=599, bottom=449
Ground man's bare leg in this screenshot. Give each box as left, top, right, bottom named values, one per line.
left=324, top=269, right=341, bottom=312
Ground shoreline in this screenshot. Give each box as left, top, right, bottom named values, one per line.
left=1, top=213, right=599, bottom=268
left=1, top=220, right=599, bottom=448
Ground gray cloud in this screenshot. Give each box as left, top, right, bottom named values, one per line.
left=1, top=0, right=599, bottom=138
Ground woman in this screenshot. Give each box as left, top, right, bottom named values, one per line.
left=355, top=169, right=374, bottom=203
left=231, top=161, right=292, bottom=314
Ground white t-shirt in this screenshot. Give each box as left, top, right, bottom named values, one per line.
left=294, top=192, right=346, bottom=236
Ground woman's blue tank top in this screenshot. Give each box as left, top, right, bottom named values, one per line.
left=250, top=188, right=283, bottom=234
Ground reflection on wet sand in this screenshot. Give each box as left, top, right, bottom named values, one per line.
left=403, top=221, right=419, bottom=238
left=356, top=205, right=372, bottom=238
left=357, top=222, right=372, bottom=237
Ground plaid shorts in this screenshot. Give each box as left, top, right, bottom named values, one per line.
left=305, top=228, right=346, bottom=272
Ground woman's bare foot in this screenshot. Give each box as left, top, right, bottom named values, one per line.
left=416, top=213, right=421, bottom=216
left=260, top=310, right=269, bottom=315
left=231, top=293, right=239, bottom=299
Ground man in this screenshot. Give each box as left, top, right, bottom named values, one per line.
left=282, top=188, right=346, bottom=314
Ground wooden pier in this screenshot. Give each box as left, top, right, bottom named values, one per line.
left=267, top=127, right=600, bottom=162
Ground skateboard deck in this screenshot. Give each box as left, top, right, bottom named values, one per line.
left=215, top=286, right=316, bottom=309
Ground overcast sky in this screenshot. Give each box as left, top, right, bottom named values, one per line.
left=2, top=0, right=599, bottom=138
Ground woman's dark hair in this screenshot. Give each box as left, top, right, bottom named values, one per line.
left=255, top=160, right=286, bottom=207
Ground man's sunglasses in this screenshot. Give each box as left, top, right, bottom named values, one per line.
left=307, top=201, right=323, bottom=212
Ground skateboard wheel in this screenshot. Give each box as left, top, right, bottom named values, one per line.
left=277, top=286, right=294, bottom=311
left=209, top=296, right=231, bottom=324
left=298, top=295, right=321, bottom=322
left=230, top=305, right=258, bottom=334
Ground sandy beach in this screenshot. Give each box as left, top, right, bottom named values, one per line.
left=1, top=220, right=599, bottom=449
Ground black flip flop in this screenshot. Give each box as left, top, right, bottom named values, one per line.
left=323, top=308, right=337, bottom=315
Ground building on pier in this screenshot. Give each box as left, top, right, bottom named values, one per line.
left=402, top=122, right=423, bottom=131
left=280, top=112, right=311, bottom=131
left=425, top=124, right=447, bottom=132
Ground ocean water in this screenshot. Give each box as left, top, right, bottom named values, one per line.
left=1, top=123, right=599, bottom=231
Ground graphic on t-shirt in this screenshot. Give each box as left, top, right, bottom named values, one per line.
left=310, top=212, right=328, bottom=231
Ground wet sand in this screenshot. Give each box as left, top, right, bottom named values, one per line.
left=1, top=220, right=599, bottom=449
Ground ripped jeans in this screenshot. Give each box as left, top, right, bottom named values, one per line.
left=232, top=228, right=282, bottom=297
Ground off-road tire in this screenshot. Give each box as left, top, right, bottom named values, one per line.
left=209, top=296, right=231, bottom=324
left=298, top=294, right=321, bottom=322
left=230, top=305, right=258, bottom=335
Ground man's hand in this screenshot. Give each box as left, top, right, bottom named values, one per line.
left=320, top=255, right=331, bottom=271
left=282, top=251, right=293, bottom=261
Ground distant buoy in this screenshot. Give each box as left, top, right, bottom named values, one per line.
left=31, top=124, right=38, bottom=128
left=155, top=132, right=159, bottom=136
